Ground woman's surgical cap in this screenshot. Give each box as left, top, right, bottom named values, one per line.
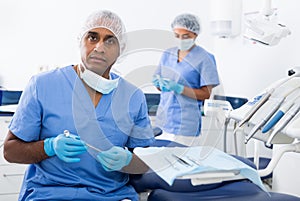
left=78, top=10, right=126, bottom=52
left=171, top=13, right=200, bottom=35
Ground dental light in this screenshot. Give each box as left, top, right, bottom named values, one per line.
left=243, top=0, right=291, bottom=46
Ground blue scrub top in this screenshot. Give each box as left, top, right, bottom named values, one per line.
left=154, top=46, right=220, bottom=136
left=9, top=65, right=154, bottom=201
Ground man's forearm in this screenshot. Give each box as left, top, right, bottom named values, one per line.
left=3, top=131, right=49, bottom=164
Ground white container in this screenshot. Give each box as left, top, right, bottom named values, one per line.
left=210, top=0, right=243, bottom=38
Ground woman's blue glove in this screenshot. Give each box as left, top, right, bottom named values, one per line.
left=152, top=75, right=171, bottom=92
left=164, top=79, right=184, bottom=94
left=44, top=133, right=87, bottom=163
left=97, top=146, right=132, bottom=171
left=159, top=78, right=172, bottom=92
left=152, top=75, right=161, bottom=88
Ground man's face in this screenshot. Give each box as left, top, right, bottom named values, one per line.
left=80, top=27, right=120, bottom=76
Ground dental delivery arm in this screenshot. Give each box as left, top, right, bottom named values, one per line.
left=3, top=130, right=149, bottom=174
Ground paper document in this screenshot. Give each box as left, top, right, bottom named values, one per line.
left=134, top=146, right=268, bottom=193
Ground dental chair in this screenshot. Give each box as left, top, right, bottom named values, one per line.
left=130, top=139, right=300, bottom=201
left=226, top=67, right=300, bottom=196
left=131, top=68, right=300, bottom=200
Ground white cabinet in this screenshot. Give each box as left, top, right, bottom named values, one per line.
left=0, top=116, right=27, bottom=200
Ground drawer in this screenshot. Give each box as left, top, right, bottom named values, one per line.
left=0, top=194, right=19, bottom=200
left=0, top=164, right=27, bottom=194
left=0, top=116, right=11, bottom=141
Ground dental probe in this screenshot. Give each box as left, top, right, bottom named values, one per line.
left=63, top=130, right=102, bottom=152
left=172, top=154, right=193, bottom=167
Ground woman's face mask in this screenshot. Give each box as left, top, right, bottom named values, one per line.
left=175, top=38, right=195, bottom=51
left=79, top=65, right=119, bottom=94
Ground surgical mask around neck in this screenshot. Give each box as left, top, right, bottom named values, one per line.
left=79, top=65, right=119, bottom=94
left=176, top=38, right=195, bottom=51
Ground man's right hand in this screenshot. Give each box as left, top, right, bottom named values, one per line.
left=44, top=133, right=87, bottom=163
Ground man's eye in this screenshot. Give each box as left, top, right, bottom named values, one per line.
left=105, top=37, right=117, bottom=45
left=88, top=35, right=98, bottom=41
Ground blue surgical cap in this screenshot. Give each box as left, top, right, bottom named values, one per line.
left=171, top=13, right=200, bottom=35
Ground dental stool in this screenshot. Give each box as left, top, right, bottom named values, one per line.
left=130, top=139, right=300, bottom=201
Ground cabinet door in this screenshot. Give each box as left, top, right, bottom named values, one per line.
left=0, top=164, right=27, bottom=196
left=0, top=116, right=27, bottom=200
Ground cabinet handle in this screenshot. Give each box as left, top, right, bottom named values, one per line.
left=0, top=192, right=19, bottom=195
left=3, top=173, right=24, bottom=177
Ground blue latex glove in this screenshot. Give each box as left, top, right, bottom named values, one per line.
left=163, top=79, right=184, bottom=94
left=159, top=78, right=172, bottom=92
left=97, top=146, right=132, bottom=171
left=152, top=75, right=161, bottom=88
left=44, top=133, right=87, bottom=163
left=152, top=75, right=171, bottom=92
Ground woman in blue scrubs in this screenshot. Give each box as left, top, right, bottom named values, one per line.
left=153, top=13, right=220, bottom=144
left=3, top=10, right=154, bottom=201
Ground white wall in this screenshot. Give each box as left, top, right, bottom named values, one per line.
left=0, top=0, right=213, bottom=90
left=215, top=0, right=300, bottom=98
left=0, top=0, right=299, bottom=100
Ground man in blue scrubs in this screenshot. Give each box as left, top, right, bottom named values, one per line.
left=3, top=10, right=154, bottom=201
left=153, top=13, right=220, bottom=144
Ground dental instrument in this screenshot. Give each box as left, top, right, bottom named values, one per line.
left=63, top=130, right=71, bottom=137
left=64, top=130, right=102, bottom=152
left=245, top=88, right=300, bottom=143
left=244, top=97, right=284, bottom=144
left=265, top=103, right=300, bottom=147
left=232, top=70, right=300, bottom=129
left=186, top=156, right=202, bottom=166
left=84, top=142, right=102, bottom=152
left=261, top=102, right=294, bottom=133
left=237, top=77, right=300, bottom=143
left=262, top=94, right=300, bottom=133
left=164, top=156, right=180, bottom=170
left=237, top=88, right=274, bottom=128
left=172, top=154, right=193, bottom=167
